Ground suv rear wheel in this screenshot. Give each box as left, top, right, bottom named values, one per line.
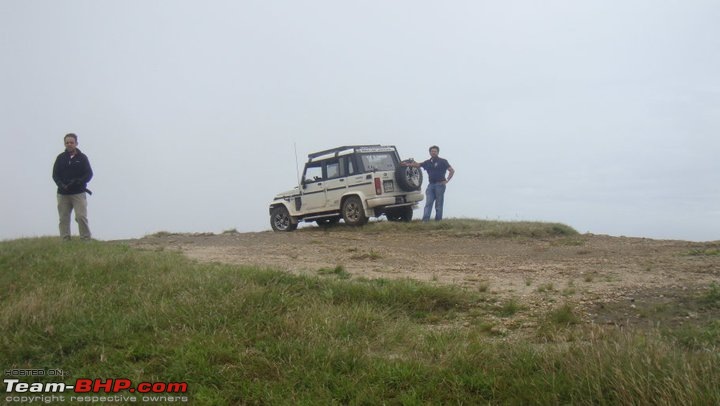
left=270, top=206, right=298, bottom=232
left=386, top=206, right=413, bottom=222
left=342, top=196, right=368, bottom=226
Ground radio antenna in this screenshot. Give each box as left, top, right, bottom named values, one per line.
left=294, top=142, right=302, bottom=190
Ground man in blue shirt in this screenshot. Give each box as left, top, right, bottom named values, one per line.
left=403, top=145, right=455, bottom=221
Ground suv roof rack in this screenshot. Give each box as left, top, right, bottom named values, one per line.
left=307, top=145, right=386, bottom=159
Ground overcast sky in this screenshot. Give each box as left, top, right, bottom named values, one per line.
left=1, top=0, right=718, bottom=242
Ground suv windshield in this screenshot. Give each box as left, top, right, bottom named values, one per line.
left=359, top=153, right=396, bottom=172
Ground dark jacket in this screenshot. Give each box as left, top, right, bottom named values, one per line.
left=52, top=149, right=93, bottom=195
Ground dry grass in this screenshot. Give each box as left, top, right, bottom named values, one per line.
left=1, top=237, right=718, bottom=405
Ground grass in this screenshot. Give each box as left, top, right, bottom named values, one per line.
left=547, top=303, right=581, bottom=326
left=350, top=250, right=383, bottom=260
left=495, top=298, right=523, bottom=317
left=2, top=238, right=719, bottom=405
left=672, top=320, right=720, bottom=351
left=685, top=248, right=720, bottom=256
left=305, top=218, right=580, bottom=238
left=317, top=265, right=351, bottom=279
left=701, top=283, right=720, bottom=306
left=562, top=280, right=577, bottom=296
left=551, top=237, right=586, bottom=247
left=537, top=282, right=556, bottom=293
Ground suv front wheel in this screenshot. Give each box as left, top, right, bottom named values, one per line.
left=270, top=206, right=298, bottom=232
left=342, top=196, right=369, bottom=226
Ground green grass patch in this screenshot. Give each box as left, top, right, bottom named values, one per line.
left=672, top=320, right=720, bottom=351
left=1, top=238, right=719, bottom=405
left=495, top=298, right=523, bottom=317
left=537, top=283, right=556, bottom=293
left=303, top=218, right=579, bottom=239
left=547, top=303, right=581, bottom=326
left=701, top=284, right=720, bottom=306
left=685, top=248, right=720, bottom=256
left=350, top=250, right=382, bottom=260
left=317, top=265, right=351, bottom=279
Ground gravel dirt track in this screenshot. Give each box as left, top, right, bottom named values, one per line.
left=126, top=227, right=720, bottom=328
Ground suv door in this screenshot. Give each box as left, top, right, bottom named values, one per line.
left=345, top=154, right=374, bottom=195
left=300, top=161, right=326, bottom=212
left=323, top=157, right=351, bottom=209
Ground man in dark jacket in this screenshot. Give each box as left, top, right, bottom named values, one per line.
left=52, top=133, right=93, bottom=240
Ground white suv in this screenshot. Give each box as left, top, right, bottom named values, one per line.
left=269, top=145, right=424, bottom=231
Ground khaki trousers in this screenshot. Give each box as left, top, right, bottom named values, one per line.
left=57, top=193, right=91, bottom=239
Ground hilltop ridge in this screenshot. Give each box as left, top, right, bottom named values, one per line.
left=126, top=220, right=720, bottom=329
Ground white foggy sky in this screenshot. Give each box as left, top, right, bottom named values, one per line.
left=1, top=0, right=718, bottom=241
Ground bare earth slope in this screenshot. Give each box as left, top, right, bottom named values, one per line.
left=126, top=228, right=719, bottom=327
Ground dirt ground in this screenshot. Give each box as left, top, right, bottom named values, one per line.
left=125, top=228, right=720, bottom=329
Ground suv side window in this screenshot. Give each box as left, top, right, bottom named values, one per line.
left=338, top=156, right=356, bottom=177
left=326, top=160, right=340, bottom=179
left=304, top=162, right=323, bottom=182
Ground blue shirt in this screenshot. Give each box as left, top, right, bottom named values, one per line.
left=420, top=158, right=451, bottom=184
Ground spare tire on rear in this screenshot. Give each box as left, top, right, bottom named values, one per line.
left=395, top=164, right=423, bottom=191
